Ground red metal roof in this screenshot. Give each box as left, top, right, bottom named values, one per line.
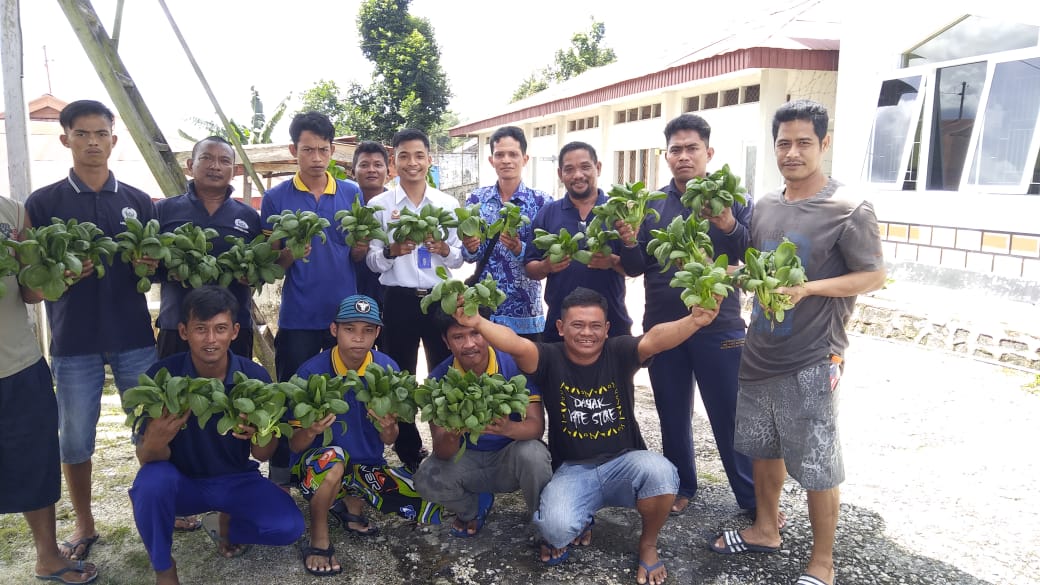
left=450, top=47, right=838, bottom=136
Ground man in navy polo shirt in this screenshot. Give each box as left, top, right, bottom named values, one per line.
left=155, top=136, right=261, bottom=360
left=130, top=286, right=303, bottom=585
left=260, top=111, right=363, bottom=485
left=349, top=140, right=391, bottom=306
left=523, top=141, right=642, bottom=343
left=25, top=99, right=157, bottom=562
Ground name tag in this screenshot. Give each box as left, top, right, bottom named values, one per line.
left=417, top=247, right=432, bottom=269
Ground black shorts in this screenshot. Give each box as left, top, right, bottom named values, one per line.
left=0, top=358, right=60, bottom=513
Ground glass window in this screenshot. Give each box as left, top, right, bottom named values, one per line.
left=966, top=57, right=1040, bottom=188
left=928, top=61, right=986, bottom=190
left=905, top=15, right=1038, bottom=67
left=865, top=76, right=923, bottom=184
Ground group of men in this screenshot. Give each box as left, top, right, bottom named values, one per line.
left=1, top=96, right=884, bottom=585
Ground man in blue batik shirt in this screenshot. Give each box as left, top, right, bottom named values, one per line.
left=460, top=126, right=550, bottom=341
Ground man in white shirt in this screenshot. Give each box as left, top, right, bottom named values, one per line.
left=365, top=128, right=463, bottom=470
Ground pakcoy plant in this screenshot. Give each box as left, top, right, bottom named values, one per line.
left=732, top=238, right=808, bottom=326
left=668, top=254, right=734, bottom=310
left=163, top=223, right=220, bottom=288
left=0, top=238, right=20, bottom=299
left=645, top=215, right=715, bottom=272
left=5, top=217, right=118, bottom=301
left=120, top=368, right=224, bottom=433
left=531, top=227, right=587, bottom=264
left=334, top=200, right=387, bottom=247
left=115, top=218, right=172, bottom=293
left=266, top=210, right=331, bottom=262
left=281, top=373, right=351, bottom=447
left=216, top=372, right=293, bottom=447
left=453, top=203, right=494, bottom=242
left=216, top=234, right=285, bottom=294
left=388, top=205, right=457, bottom=243
left=418, top=266, right=507, bottom=317
left=347, top=363, right=419, bottom=431
left=489, top=201, right=530, bottom=238
left=591, top=181, right=666, bottom=233
left=681, top=163, right=748, bottom=218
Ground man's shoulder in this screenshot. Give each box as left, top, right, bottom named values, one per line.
left=428, top=355, right=453, bottom=380
left=27, top=177, right=73, bottom=203
left=370, top=350, right=399, bottom=370
left=147, top=353, right=188, bottom=377
left=116, top=180, right=155, bottom=202
left=367, top=190, right=395, bottom=207
left=297, top=349, right=333, bottom=376
left=262, top=179, right=297, bottom=200
left=334, top=178, right=361, bottom=195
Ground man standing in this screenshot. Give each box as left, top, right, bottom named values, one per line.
left=1, top=197, right=98, bottom=583
left=130, top=286, right=303, bottom=585
left=25, top=99, right=158, bottom=561
left=349, top=140, right=391, bottom=305
left=260, top=111, right=363, bottom=485
left=460, top=126, right=549, bottom=340
left=524, top=142, right=642, bottom=342
left=451, top=287, right=720, bottom=585
left=709, top=100, right=885, bottom=585
left=366, top=128, right=463, bottom=470
left=414, top=308, right=552, bottom=537
left=289, top=294, right=443, bottom=576
left=634, top=114, right=755, bottom=516
left=155, top=136, right=261, bottom=359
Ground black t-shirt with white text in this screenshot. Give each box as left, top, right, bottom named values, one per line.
left=531, top=336, right=646, bottom=468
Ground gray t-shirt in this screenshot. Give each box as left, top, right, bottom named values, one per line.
left=740, top=179, right=884, bottom=383
left=0, top=197, right=43, bottom=378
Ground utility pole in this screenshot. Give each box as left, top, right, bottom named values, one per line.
left=56, top=0, right=186, bottom=196
left=2, top=0, right=31, bottom=202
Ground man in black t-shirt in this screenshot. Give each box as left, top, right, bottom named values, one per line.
left=449, top=287, right=719, bottom=585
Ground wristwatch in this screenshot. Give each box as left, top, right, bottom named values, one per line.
left=382, top=246, right=394, bottom=259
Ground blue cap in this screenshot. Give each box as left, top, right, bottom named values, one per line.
left=335, top=295, right=382, bottom=326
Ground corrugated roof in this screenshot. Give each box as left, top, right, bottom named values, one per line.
left=451, top=0, right=839, bottom=136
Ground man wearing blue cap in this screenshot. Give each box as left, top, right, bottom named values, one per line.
left=288, top=294, right=443, bottom=576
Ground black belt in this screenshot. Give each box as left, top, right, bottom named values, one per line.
left=390, top=285, right=431, bottom=297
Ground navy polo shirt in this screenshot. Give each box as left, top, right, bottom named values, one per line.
left=523, top=190, right=641, bottom=342
left=636, top=180, right=753, bottom=332
left=25, top=170, right=157, bottom=356
left=143, top=351, right=271, bottom=478
left=260, top=174, right=362, bottom=329
left=290, top=349, right=399, bottom=467
left=155, top=181, right=261, bottom=330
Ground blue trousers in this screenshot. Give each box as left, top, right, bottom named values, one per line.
left=648, top=328, right=755, bottom=508
left=129, top=462, right=304, bottom=572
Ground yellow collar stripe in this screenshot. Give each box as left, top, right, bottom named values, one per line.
left=292, top=171, right=337, bottom=195
left=332, top=348, right=372, bottom=376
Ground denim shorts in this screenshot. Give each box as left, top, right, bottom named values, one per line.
left=51, top=345, right=156, bottom=464
left=735, top=362, right=844, bottom=491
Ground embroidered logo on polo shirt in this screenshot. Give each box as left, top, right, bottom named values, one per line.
left=121, top=207, right=138, bottom=221
left=234, top=218, right=250, bottom=233
left=355, top=299, right=372, bottom=314
left=0, top=222, right=12, bottom=239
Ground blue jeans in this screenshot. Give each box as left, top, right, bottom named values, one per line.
left=51, top=345, right=156, bottom=464
left=533, top=450, right=678, bottom=549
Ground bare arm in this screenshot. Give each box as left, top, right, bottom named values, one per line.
left=637, top=304, right=720, bottom=364
left=135, top=411, right=191, bottom=464
left=429, top=423, right=465, bottom=460
left=779, top=267, right=887, bottom=306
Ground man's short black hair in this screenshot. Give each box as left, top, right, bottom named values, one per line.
left=558, top=141, right=598, bottom=169
left=352, top=140, right=389, bottom=170
left=664, top=114, right=711, bottom=146
left=434, top=303, right=492, bottom=338
left=560, top=287, right=608, bottom=318
left=180, top=285, right=239, bottom=325
left=392, top=128, right=430, bottom=150
left=772, top=99, right=829, bottom=143
left=490, top=126, right=528, bottom=155
left=191, top=136, right=235, bottom=161
left=289, top=111, right=336, bottom=145
left=59, top=100, right=115, bottom=130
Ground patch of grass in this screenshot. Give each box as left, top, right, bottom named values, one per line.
left=697, top=471, right=724, bottom=484
left=0, top=517, right=33, bottom=563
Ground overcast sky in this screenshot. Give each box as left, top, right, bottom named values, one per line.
left=5, top=0, right=776, bottom=142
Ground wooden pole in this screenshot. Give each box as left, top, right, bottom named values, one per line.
left=110, top=0, right=125, bottom=50
left=57, top=0, right=187, bottom=197
left=156, top=0, right=266, bottom=198
left=1, top=0, right=32, bottom=202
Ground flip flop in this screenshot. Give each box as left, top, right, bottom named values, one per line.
left=201, top=512, right=251, bottom=558
left=34, top=560, right=98, bottom=583
left=329, top=502, right=380, bottom=536
left=708, top=529, right=780, bottom=554
left=300, top=542, right=343, bottom=577
left=795, top=575, right=832, bottom=585
left=669, top=496, right=690, bottom=517
left=448, top=492, right=494, bottom=538
left=637, top=559, right=665, bottom=584
left=174, top=515, right=202, bottom=532
left=59, top=534, right=99, bottom=561
left=540, top=541, right=570, bottom=566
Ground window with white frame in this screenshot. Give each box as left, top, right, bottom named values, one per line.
left=863, top=14, right=1040, bottom=194
left=614, top=149, right=658, bottom=186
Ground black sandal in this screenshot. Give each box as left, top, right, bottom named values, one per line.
left=301, top=542, right=342, bottom=577
left=330, top=502, right=380, bottom=536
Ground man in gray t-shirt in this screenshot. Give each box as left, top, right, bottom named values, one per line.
left=709, top=101, right=885, bottom=585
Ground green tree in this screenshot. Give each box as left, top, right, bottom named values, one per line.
left=511, top=19, right=616, bottom=102
left=355, top=0, right=451, bottom=141
left=179, top=86, right=290, bottom=144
